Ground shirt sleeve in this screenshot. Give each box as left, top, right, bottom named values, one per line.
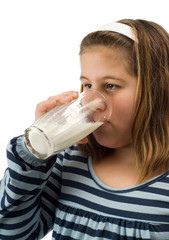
left=0, top=135, right=63, bottom=240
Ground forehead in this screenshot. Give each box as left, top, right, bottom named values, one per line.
left=80, top=45, right=132, bottom=75
left=81, top=45, right=127, bottom=56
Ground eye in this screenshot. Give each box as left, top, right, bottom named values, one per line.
left=106, top=83, right=119, bottom=90
left=83, top=83, right=92, bottom=89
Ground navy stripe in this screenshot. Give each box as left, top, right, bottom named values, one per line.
left=52, top=233, right=76, bottom=240
left=0, top=202, right=40, bottom=230
left=8, top=149, right=57, bottom=174
left=141, top=186, right=169, bottom=196
left=53, top=233, right=149, bottom=240
left=60, top=193, right=169, bottom=223
left=62, top=178, right=169, bottom=209
left=57, top=203, right=150, bottom=230
left=63, top=166, right=90, bottom=178
left=64, top=151, right=88, bottom=163
left=7, top=150, right=27, bottom=171
left=54, top=161, right=63, bottom=173
left=1, top=195, right=41, bottom=220
left=0, top=222, right=38, bottom=240
left=8, top=168, right=48, bottom=185
left=54, top=217, right=148, bottom=240
left=0, top=137, right=169, bottom=239
left=42, top=187, right=59, bottom=206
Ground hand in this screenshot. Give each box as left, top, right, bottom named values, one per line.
left=35, top=90, right=89, bottom=145
left=35, top=91, right=79, bottom=121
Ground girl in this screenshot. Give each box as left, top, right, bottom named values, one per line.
left=0, top=19, right=169, bottom=240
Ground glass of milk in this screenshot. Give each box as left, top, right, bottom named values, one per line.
left=24, top=90, right=111, bottom=159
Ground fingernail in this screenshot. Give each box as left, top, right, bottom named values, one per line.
left=73, top=92, right=78, bottom=98
left=64, top=96, right=72, bottom=101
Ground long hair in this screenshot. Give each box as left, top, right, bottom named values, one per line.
left=78, top=19, right=169, bottom=183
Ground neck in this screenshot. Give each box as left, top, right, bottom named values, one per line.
left=92, top=145, right=141, bottom=188
left=112, top=144, right=136, bottom=167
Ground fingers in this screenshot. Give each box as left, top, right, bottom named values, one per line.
left=47, top=91, right=79, bottom=104
left=35, top=99, right=57, bottom=120
left=77, top=137, right=89, bottom=144
left=35, top=91, right=79, bottom=120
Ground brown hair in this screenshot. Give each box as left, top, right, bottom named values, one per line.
left=78, top=19, right=169, bottom=183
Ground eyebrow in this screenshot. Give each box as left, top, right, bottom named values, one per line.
left=80, top=75, right=125, bottom=82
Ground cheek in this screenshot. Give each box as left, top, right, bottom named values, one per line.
left=111, top=96, right=135, bottom=125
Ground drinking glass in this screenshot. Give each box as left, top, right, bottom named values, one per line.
left=24, top=89, right=111, bottom=159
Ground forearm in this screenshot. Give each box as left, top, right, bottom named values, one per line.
left=0, top=136, right=58, bottom=240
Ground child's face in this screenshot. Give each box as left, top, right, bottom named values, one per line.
left=80, top=45, right=137, bottom=149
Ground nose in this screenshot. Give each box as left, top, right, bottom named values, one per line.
left=85, top=97, right=109, bottom=122
left=81, top=89, right=111, bottom=122
left=96, top=100, right=107, bottom=112
left=94, top=99, right=110, bottom=122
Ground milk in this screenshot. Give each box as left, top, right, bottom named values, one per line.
left=27, top=121, right=103, bottom=159
left=25, top=92, right=109, bottom=159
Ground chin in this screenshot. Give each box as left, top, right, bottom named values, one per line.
left=92, top=132, right=114, bottom=148
left=92, top=129, right=126, bottom=149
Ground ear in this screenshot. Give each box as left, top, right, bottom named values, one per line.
left=77, top=137, right=88, bottom=144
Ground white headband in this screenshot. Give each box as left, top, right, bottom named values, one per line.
left=99, top=22, right=137, bottom=42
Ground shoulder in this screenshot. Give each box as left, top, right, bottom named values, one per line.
left=55, top=145, right=89, bottom=172
left=60, top=145, right=89, bottom=162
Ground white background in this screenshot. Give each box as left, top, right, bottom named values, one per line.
left=0, top=0, right=168, bottom=239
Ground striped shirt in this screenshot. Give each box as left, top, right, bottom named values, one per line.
left=0, top=135, right=169, bottom=239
